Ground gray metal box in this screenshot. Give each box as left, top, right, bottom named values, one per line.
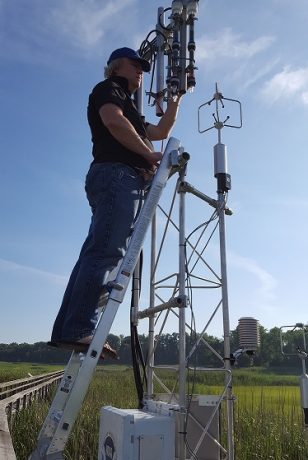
left=185, top=395, right=221, bottom=460
left=155, top=394, right=221, bottom=460
left=98, top=406, right=175, bottom=460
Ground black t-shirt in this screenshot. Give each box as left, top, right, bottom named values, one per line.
left=87, top=76, right=151, bottom=169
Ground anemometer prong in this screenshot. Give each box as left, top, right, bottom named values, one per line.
left=198, top=82, right=243, bottom=137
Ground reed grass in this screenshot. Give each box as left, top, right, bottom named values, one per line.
left=8, top=367, right=308, bottom=460
left=0, top=361, right=63, bottom=383
left=234, top=386, right=307, bottom=459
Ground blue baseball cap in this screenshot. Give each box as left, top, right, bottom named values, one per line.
left=107, top=47, right=151, bottom=72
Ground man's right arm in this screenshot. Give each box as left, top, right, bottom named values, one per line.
left=99, top=104, right=162, bottom=166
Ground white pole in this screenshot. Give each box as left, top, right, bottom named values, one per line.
left=146, top=214, right=157, bottom=399
left=178, top=167, right=187, bottom=460
left=218, top=193, right=234, bottom=460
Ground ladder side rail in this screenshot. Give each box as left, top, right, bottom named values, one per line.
left=30, top=353, right=81, bottom=459
left=45, top=299, right=122, bottom=457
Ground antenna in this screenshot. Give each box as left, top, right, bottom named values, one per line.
left=139, top=1, right=199, bottom=115
left=155, top=7, right=165, bottom=116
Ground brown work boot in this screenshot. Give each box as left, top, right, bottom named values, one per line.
left=102, top=341, right=118, bottom=360
left=49, top=337, right=118, bottom=360
left=78, top=336, right=118, bottom=360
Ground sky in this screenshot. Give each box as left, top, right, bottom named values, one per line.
left=1, top=0, right=308, bottom=345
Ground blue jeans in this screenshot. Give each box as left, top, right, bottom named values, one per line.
left=51, top=162, right=145, bottom=342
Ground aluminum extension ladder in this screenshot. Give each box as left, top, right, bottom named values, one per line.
left=29, top=137, right=186, bottom=460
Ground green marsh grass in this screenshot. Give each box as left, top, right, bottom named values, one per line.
left=0, top=361, right=63, bottom=383
left=234, top=386, right=307, bottom=459
left=8, top=366, right=308, bottom=459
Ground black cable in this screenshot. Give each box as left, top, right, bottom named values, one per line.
left=159, top=7, right=172, bottom=31
left=139, top=35, right=157, bottom=109
left=130, top=323, right=143, bottom=408
left=186, top=209, right=218, bottom=243
left=138, top=29, right=172, bottom=109
left=139, top=30, right=165, bottom=63
left=130, top=251, right=148, bottom=409
left=148, top=56, right=156, bottom=106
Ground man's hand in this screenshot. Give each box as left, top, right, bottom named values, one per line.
left=146, top=94, right=182, bottom=141
left=138, top=151, right=163, bottom=181
left=144, top=151, right=163, bottom=166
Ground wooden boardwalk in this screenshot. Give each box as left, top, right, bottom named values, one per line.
left=0, top=370, right=63, bottom=460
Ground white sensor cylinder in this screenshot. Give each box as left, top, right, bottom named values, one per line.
left=238, top=317, right=260, bottom=351
left=214, top=143, right=227, bottom=176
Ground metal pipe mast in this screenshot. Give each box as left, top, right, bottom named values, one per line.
left=198, top=84, right=242, bottom=459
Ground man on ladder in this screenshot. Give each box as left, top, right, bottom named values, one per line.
left=49, top=47, right=182, bottom=358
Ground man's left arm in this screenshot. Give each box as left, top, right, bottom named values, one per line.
left=146, top=95, right=182, bottom=141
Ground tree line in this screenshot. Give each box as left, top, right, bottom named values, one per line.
left=0, top=326, right=305, bottom=369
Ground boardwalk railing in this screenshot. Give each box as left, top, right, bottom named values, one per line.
left=0, top=370, right=64, bottom=460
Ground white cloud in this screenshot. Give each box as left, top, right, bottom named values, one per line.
left=229, top=252, right=278, bottom=308
left=0, top=0, right=137, bottom=65
left=197, top=28, right=275, bottom=62
left=48, top=0, right=136, bottom=50
left=260, top=66, right=308, bottom=105
left=0, top=258, right=67, bottom=286
left=301, top=91, right=308, bottom=105
left=277, top=197, right=308, bottom=207
left=239, top=57, right=280, bottom=90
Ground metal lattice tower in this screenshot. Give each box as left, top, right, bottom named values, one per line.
left=131, top=83, right=243, bottom=459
